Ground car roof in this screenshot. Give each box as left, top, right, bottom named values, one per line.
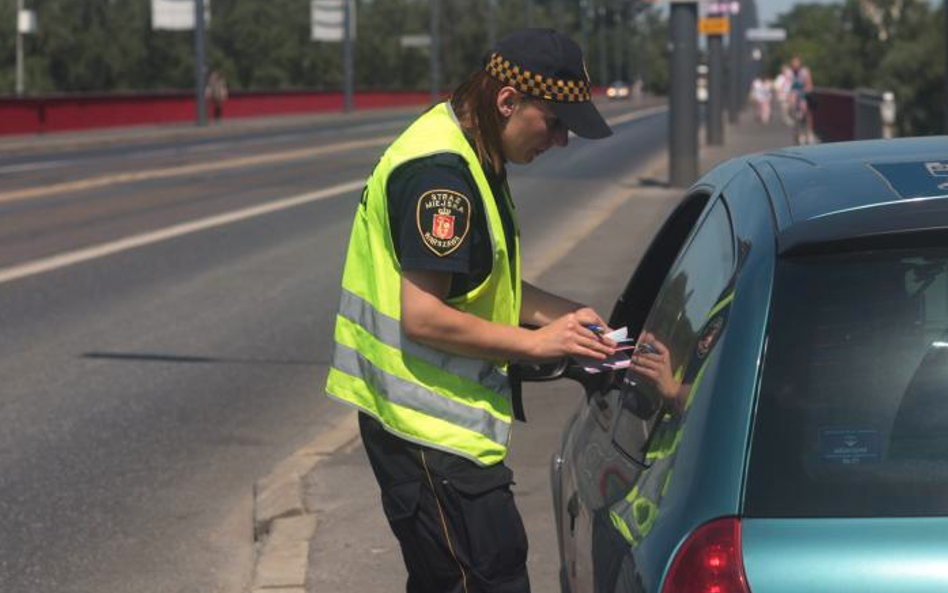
left=751, top=136, right=948, bottom=254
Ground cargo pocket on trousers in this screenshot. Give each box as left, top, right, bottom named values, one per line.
left=443, top=478, right=529, bottom=584
left=380, top=480, right=434, bottom=578
left=381, top=480, right=422, bottom=523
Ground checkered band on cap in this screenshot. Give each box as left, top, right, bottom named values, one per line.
left=485, top=52, right=591, bottom=103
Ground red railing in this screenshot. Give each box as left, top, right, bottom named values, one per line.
left=0, top=89, right=436, bottom=136
left=809, top=89, right=855, bottom=143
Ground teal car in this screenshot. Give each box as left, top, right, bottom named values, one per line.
left=538, top=137, right=948, bottom=593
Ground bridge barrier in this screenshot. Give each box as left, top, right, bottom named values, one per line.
left=0, top=89, right=435, bottom=137
left=810, top=87, right=893, bottom=142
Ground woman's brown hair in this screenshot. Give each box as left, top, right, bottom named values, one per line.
left=450, top=70, right=507, bottom=177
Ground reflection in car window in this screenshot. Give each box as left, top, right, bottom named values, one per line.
left=608, top=199, right=737, bottom=548
left=746, top=248, right=948, bottom=518
left=613, top=199, right=735, bottom=464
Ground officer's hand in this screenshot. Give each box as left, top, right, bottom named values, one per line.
left=571, top=307, right=610, bottom=332
left=528, top=311, right=616, bottom=362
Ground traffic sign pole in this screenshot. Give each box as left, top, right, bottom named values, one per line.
left=669, top=0, right=698, bottom=187
left=194, top=0, right=207, bottom=127
left=701, top=15, right=730, bottom=146
left=430, top=0, right=439, bottom=104
left=728, top=0, right=743, bottom=123
left=16, top=0, right=24, bottom=96
left=343, top=0, right=353, bottom=113
left=708, top=32, right=725, bottom=145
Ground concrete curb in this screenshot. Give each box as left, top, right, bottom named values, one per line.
left=250, top=412, right=359, bottom=592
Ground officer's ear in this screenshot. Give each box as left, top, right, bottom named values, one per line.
left=496, top=86, right=519, bottom=118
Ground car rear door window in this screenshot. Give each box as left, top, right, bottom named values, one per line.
left=746, top=248, right=948, bottom=517
left=613, top=199, right=736, bottom=464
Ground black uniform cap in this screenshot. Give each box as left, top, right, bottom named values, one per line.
left=485, top=28, right=612, bottom=139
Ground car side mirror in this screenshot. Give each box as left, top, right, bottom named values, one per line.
left=514, top=358, right=612, bottom=395
left=515, top=358, right=568, bottom=382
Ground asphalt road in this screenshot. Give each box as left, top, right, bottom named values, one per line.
left=0, top=99, right=668, bottom=593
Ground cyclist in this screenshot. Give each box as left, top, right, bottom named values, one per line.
left=788, top=57, right=814, bottom=144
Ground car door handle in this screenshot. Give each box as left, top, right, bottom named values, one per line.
left=567, top=492, right=579, bottom=534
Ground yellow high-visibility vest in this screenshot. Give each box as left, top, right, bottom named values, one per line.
left=326, top=102, right=522, bottom=466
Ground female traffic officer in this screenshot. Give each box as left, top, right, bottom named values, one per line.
left=326, top=28, right=616, bottom=593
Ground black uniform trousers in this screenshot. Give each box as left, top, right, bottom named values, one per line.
left=359, top=412, right=531, bottom=593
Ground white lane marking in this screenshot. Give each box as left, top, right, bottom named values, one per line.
left=0, top=160, right=70, bottom=174
left=0, top=179, right=365, bottom=286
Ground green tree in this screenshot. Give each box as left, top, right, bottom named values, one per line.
left=769, top=0, right=943, bottom=135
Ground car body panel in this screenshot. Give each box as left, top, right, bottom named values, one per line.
left=765, top=137, right=948, bottom=225
left=627, top=169, right=778, bottom=592
left=749, top=158, right=793, bottom=230
left=551, top=136, right=948, bottom=593
left=743, top=518, right=948, bottom=593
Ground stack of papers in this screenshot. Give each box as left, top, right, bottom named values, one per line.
left=576, top=326, right=636, bottom=374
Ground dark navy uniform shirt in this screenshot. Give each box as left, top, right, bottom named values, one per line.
left=387, top=152, right=517, bottom=298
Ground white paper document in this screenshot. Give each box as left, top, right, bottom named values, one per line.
left=576, top=326, right=634, bottom=374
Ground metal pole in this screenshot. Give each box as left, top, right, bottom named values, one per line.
left=727, top=1, right=742, bottom=123
left=430, top=0, right=440, bottom=104
left=708, top=32, right=725, bottom=145
left=641, top=12, right=650, bottom=90
left=597, top=4, right=607, bottom=86
left=628, top=7, right=637, bottom=90
left=16, top=0, right=24, bottom=96
left=555, top=0, right=566, bottom=32
left=343, top=0, right=354, bottom=112
left=487, top=0, right=497, bottom=49
left=614, top=6, right=623, bottom=82
left=669, top=1, right=698, bottom=187
left=944, top=0, right=948, bottom=132
left=580, top=0, right=590, bottom=57
left=194, top=0, right=208, bottom=127
left=740, top=0, right=753, bottom=111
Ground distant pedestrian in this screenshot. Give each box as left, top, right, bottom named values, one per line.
left=774, top=65, right=793, bottom=125
left=205, top=70, right=228, bottom=123
left=751, top=77, right=773, bottom=124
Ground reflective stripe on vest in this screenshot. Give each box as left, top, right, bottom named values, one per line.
left=332, top=343, right=510, bottom=446
left=337, top=289, right=511, bottom=396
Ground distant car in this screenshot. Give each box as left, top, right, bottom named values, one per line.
left=606, top=81, right=631, bottom=100
left=527, top=137, right=948, bottom=593
left=697, top=64, right=709, bottom=103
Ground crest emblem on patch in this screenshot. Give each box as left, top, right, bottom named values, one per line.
left=416, top=189, right=471, bottom=257
left=433, top=214, right=455, bottom=240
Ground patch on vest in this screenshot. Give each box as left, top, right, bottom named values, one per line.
left=416, top=188, right=471, bottom=257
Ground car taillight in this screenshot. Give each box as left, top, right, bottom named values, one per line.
left=661, top=517, right=750, bottom=593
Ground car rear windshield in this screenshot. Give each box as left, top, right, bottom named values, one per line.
left=745, top=248, right=948, bottom=518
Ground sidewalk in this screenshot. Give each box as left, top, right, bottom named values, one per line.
left=251, top=112, right=793, bottom=593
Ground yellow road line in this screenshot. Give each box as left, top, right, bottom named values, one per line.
left=0, top=136, right=391, bottom=206
left=0, top=179, right=365, bottom=285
